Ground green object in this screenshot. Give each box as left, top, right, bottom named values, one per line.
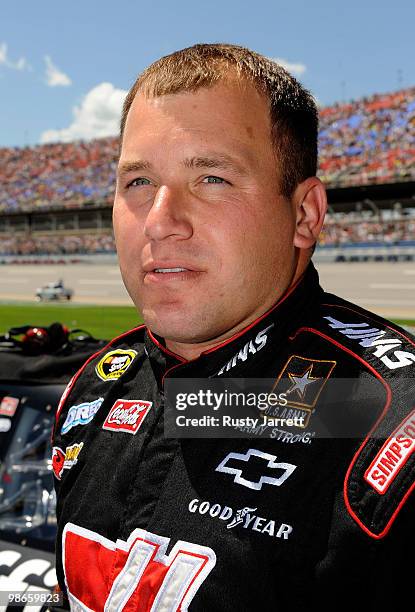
left=394, top=319, right=415, bottom=328
left=0, top=303, right=413, bottom=343
left=0, top=303, right=143, bottom=340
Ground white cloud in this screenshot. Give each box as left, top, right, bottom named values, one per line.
left=44, top=55, right=72, bottom=87
left=270, top=57, right=307, bottom=77
left=0, top=42, right=29, bottom=71
left=40, top=82, right=127, bottom=143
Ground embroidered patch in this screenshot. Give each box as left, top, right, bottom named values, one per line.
left=95, top=349, right=137, bottom=381
left=324, top=315, right=415, bottom=370
left=52, top=443, right=84, bottom=480
left=215, top=448, right=296, bottom=490
left=63, top=522, right=216, bottom=611
left=270, top=356, right=336, bottom=427
left=102, top=399, right=152, bottom=434
left=365, top=409, right=415, bottom=494
left=61, top=398, right=104, bottom=434
left=52, top=447, right=65, bottom=480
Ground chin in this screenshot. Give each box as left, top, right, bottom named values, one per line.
left=143, top=308, right=213, bottom=345
left=142, top=305, right=189, bottom=336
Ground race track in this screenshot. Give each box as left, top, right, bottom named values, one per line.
left=0, top=261, right=414, bottom=320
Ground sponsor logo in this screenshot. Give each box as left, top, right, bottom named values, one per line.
left=64, top=442, right=83, bottom=468
left=227, top=506, right=257, bottom=529
left=215, top=448, right=296, bottom=490
left=52, top=443, right=83, bottom=480
left=95, top=349, right=137, bottom=381
left=52, top=447, right=65, bottom=479
left=61, top=398, right=104, bottom=434
left=266, top=356, right=336, bottom=427
left=0, top=396, right=19, bottom=417
left=365, top=409, right=415, bottom=494
left=0, top=418, right=11, bottom=433
left=324, top=316, right=415, bottom=370
left=63, top=523, right=216, bottom=611
left=189, top=498, right=293, bottom=539
left=103, top=399, right=152, bottom=434
left=217, top=324, right=274, bottom=375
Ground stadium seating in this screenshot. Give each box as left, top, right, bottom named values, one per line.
left=0, top=140, right=117, bottom=213
left=320, top=213, right=415, bottom=245
left=319, top=87, right=415, bottom=187
left=0, top=233, right=115, bottom=256
left=0, top=86, right=414, bottom=255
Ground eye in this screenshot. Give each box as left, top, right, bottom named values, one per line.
left=202, top=176, right=228, bottom=184
left=127, top=177, right=152, bottom=188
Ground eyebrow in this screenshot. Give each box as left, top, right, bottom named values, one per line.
left=182, top=155, right=248, bottom=175
left=117, top=160, right=152, bottom=178
left=117, top=154, right=248, bottom=179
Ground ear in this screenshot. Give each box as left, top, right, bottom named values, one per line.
left=292, top=177, right=327, bottom=249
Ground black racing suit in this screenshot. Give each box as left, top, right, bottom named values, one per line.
left=52, top=263, right=415, bottom=610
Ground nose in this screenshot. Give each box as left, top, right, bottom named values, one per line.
left=143, top=185, right=193, bottom=242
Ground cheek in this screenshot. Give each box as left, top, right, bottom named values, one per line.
left=113, top=201, right=133, bottom=236
left=114, top=204, right=144, bottom=253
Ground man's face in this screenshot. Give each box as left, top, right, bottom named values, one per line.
left=113, top=79, right=297, bottom=346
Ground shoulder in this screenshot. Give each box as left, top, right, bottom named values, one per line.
left=297, top=290, right=415, bottom=376
left=52, top=324, right=146, bottom=438
left=312, top=294, right=415, bottom=538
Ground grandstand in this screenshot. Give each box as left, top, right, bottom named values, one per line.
left=1, top=86, right=414, bottom=260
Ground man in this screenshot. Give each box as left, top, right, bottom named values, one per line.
left=53, top=44, right=415, bottom=610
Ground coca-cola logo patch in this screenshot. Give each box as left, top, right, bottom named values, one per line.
left=102, top=399, right=152, bottom=434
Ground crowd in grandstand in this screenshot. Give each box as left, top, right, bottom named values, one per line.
left=320, top=214, right=415, bottom=246
left=0, top=139, right=117, bottom=213
left=1, top=214, right=414, bottom=254
left=0, top=233, right=115, bottom=256
left=319, top=87, right=415, bottom=187
left=1, top=86, right=415, bottom=215
left=1, top=86, right=415, bottom=253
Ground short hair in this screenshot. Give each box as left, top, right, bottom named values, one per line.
left=120, top=43, right=318, bottom=198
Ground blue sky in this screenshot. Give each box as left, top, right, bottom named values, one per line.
left=1, top=0, right=414, bottom=148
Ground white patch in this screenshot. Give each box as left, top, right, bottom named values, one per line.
left=61, top=398, right=104, bottom=434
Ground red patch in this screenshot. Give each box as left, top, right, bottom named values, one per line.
left=0, top=396, right=19, bottom=417
left=63, top=523, right=216, bottom=611
left=102, top=399, right=152, bottom=435
left=365, top=409, right=415, bottom=494
left=52, top=447, right=66, bottom=480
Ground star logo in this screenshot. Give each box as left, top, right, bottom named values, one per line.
left=268, top=355, right=337, bottom=426
left=287, top=366, right=321, bottom=399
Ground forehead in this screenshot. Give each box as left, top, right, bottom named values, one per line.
left=120, top=79, right=273, bottom=157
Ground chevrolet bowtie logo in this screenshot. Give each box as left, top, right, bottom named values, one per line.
left=215, top=449, right=297, bottom=490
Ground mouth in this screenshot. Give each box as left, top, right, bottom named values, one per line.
left=143, top=265, right=203, bottom=284
left=153, top=267, right=190, bottom=274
